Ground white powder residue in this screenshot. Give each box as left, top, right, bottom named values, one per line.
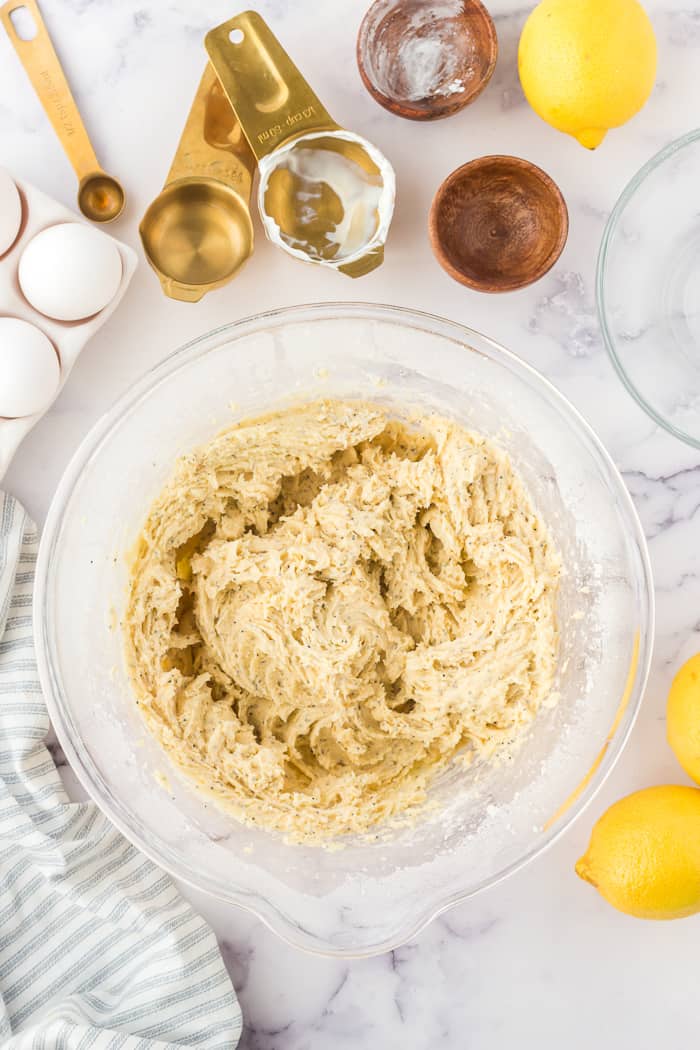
left=395, top=29, right=466, bottom=101
left=363, top=0, right=475, bottom=102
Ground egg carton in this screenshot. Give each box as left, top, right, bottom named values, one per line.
left=0, top=173, right=137, bottom=480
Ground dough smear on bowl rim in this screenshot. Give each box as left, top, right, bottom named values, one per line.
left=125, top=399, right=561, bottom=845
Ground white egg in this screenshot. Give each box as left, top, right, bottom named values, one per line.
left=0, top=318, right=61, bottom=418
left=0, top=168, right=22, bottom=256
left=18, top=222, right=122, bottom=321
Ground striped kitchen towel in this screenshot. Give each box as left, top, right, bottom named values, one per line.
left=0, top=493, right=242, bottom=1049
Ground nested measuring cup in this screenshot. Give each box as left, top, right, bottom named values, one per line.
left=206, top=11, right=396, bottom=278
left=140, top=64, right=256, bottom=302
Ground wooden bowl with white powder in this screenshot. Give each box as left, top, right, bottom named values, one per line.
left=357, top=0, right=498, bottom=121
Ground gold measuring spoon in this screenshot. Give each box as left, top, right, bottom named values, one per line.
left=140, top=64, right=256, bottom=302
left=0, top=0, right=125, bottom=222
left=206, top=11, right=396, bottom=278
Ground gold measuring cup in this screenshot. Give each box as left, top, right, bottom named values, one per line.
left=206, top=11, right=396, bottom=278
left=0, top=0, right=125, bottom=222
left=139, top=64, right=256, bottom=302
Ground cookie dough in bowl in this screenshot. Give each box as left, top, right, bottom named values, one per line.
left=36, top=304, right=652, bottom=955
left=126, top=399, right=560, bottom=844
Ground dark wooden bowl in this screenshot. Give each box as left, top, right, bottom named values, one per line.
left=429, top=156, right=569, bottom=292
left=357, top=0, right=498, bottom=121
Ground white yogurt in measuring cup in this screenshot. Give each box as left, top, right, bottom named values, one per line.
left=257, top=130, right=396, bottom=269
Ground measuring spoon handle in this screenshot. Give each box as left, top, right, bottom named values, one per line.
left=206, top=10, right=339, bottom=162
left=0, top=0, right=101, bottom=181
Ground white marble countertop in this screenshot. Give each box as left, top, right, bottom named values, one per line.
left=3, top=0, right=700, bottom=1045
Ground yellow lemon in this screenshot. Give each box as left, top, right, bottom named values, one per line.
left=575, top=786, right=700, bottom=918
left=518, top=0, right=657, bottom=149
left=667, top=653, right=700, bottom=783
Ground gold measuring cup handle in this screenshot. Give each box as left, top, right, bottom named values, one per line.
left=164, top=63, right=256, bottom=189
left=205, top=10, right=340, bottom=163
left=0, top=0, right=102, bottom=183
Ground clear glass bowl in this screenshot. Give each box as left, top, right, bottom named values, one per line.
left=597, top=129, right=700, bottom=447
left=35, top=303, right=653, bottom=957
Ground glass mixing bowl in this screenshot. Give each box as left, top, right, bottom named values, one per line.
left=597, top=129, right=700, bottom=448
left=35, top=303, right=653, bottom=957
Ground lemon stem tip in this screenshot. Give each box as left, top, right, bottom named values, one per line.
left=575, top=857, right=596, bottom=886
